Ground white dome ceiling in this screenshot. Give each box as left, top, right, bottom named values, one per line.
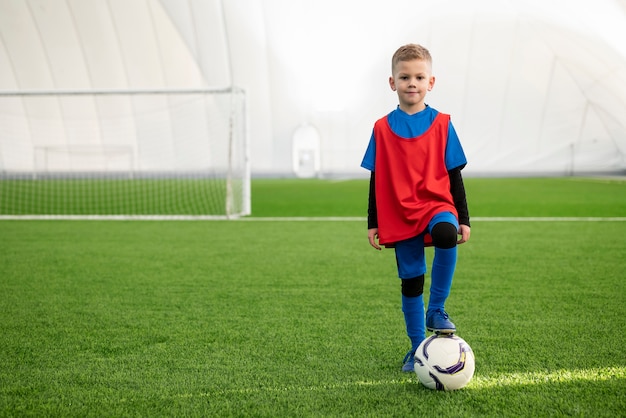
left=0, top=0, right=624, bottom=175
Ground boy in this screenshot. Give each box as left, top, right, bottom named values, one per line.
left=361, top=44, right=471, bottom=372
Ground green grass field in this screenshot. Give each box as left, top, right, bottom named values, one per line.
left=1, top=177, right=625, bottom=417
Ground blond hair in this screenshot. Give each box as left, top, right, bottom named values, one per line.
left=391, top=44, right=432, bottom=73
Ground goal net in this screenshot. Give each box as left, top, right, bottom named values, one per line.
left=0, top=87, right=249, bottom=219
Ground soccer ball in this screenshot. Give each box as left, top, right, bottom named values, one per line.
left=414, top=334, right=475, bottom=391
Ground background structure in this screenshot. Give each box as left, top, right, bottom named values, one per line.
left=1, top=0, right=625, bottom=177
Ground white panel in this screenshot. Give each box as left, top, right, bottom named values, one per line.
left=0, top=33, right=18, bottom=89
left=187, top=0, right=230, bottom=85
left=0, top=36, right=20, bottom=170
left=168, top=94, right=210, bottom=170
left=0, top=0, right=54, bottom=88
left=27, top=0, right=90, bottom=88
left=130, top=95, right=175, bottom=170
left=159, top=0, right=230, bottom=86
left=0, top=97, right=31, bottom=170
left=67, top=0, right=128, bottom=88
left=225, top=0, right=273, bottom=172
left=493, top=23, right=552, bottom=167
left=150, top=2, right=205, bottom=86
left=440, top=18, right=518, bottom=162
left=57, top=96, right=103, bottom=146
left=22, top=96, right=65, bottom=148
left=539, top=62, right=586, bottom=150
left=574, top=105, right=619, bottom=172
left=94, top=95, right=136, bottom=151
left=105, top=0, right=171, bottom=169
left=107, top=0, right=164, bottom=87
left=25, top=1, right=103, bottom=152
left=156, top=0, right=198, bottom=58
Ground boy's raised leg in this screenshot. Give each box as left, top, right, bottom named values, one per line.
left=426, top=246, right=457, bottom=333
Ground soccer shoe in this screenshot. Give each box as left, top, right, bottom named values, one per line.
left=426, top=309, right=456, bottom=334
left=402, top=349, right=416, bottom=373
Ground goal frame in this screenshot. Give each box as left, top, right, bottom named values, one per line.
left=0, top=87, right=251, bottom=220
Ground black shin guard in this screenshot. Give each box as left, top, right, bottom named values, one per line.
left=401, top=275, right=425, bottom=297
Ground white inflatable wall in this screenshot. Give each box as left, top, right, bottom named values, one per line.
left=0, top=0, right=624, bottom=176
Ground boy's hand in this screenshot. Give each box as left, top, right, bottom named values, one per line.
left=368, top=228, right=382, bottom=250
left=457, top=224, right=471, bottom=244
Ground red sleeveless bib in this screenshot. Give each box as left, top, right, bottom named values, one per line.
left=374, top=112, right=457, bottom=245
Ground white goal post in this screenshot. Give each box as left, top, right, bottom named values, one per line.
left=0, top=87, right=250, bottom=219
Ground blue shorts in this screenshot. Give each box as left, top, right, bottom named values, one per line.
left=394, top=212, right=459, bottom=279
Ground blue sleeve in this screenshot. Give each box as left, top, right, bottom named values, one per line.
left=445, top=121, right=467, bottom=170
left=361, top=130, right=376, bottom=171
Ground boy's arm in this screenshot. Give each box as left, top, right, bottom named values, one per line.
left=367, top=172, right=381, bottom=250
left=367, top=171, right=378, bottom=229
left=449, top=167, right=470, bottom=227
left=449, top=167, right=471, bottom=244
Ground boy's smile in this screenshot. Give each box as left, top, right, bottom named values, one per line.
left=389, top=59, right=435, bottom=115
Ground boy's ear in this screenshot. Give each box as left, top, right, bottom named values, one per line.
left=389, top=76, right=397, bottom=91
left=428, top=76, right=436, bottom=91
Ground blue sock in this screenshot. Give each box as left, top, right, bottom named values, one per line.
left=428, top=247, right=457, bottom=312
left=402, top=294, right=425, bottom=350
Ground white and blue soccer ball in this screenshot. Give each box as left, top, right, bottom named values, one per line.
left=414, top=334, right=475, bottom=391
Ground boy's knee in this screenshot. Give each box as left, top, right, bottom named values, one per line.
left=401, top=275, right=424, bottom=297
left=431, top=222, right=457, bottom=249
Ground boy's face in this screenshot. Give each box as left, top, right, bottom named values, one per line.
left=389, top=59, right=435, bottom=114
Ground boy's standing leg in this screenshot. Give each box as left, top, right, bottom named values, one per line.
left=400, top=276, right=425, bottom=372
left=394, top=235, right=428, bottom=372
